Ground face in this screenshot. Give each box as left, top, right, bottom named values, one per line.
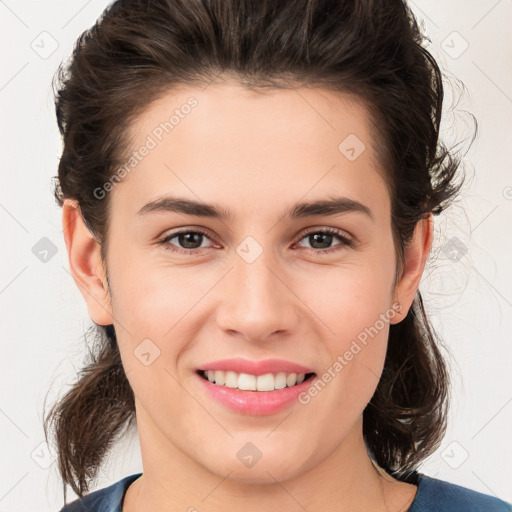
left=75, top=81, right=418, bottom=484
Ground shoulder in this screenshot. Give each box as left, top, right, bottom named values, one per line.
left=57, top=473, right=142, bottom=512
left=409, top=473, right=511, bottom=512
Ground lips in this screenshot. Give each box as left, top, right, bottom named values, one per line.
left=194, top=358, right=317, bottom=414
left=198, top=357, right=315, bottom=376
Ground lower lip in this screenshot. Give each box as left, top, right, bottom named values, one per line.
left=196, top=372, right=316, bottom=415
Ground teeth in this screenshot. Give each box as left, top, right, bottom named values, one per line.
left=239, top=372, right=256, bottom=391
left=225, top=370, right=238, bottom=388
left=214, top=370, right=225, bottom=386
left=274, top=372, right=287, bottom=389
left=287, top=373, right=298, bottom=386
left=257, top=373, right=275, bottom=391
left=202, top=370, right=308, bottom=391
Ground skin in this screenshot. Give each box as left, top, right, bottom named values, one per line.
left=62, top=80, right=432, bottom=511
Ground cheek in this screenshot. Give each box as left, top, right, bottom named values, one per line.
left=108, top=249, right=207, bottom=337
left=301, top=279, right=393, bottom=427
left=322, top=287, right=392, bottom=400
left=104, top=249, right=192, bottom=388
left=302, top=245, right=396, bottom=405
left=302, top=248, right=396, bottom=346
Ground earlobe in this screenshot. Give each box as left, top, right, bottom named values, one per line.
left=390, top=215, right=433, bottom=324
left=62, top=199, right=113, bottom=326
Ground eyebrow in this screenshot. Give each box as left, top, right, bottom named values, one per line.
left=137, top=195, right=374, bottom=221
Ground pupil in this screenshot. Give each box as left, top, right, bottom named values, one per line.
left=310, top=233, right=332, bottom=249
left=180, top=232, right=202, bottom=248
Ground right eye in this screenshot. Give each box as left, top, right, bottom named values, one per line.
left=158, top=229, right=218, bottom=255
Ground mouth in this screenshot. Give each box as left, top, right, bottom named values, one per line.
left=196, top=369, right=317, bottom=392
left=194, top=357, right=318, bottom=415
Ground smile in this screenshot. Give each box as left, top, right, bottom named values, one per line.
left=198, top=370, right=316, bottom=391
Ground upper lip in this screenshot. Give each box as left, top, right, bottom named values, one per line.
left=198, top=358, right=315, bottom=376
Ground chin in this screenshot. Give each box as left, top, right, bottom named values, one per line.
left=197, top=445, right=313, bottom=485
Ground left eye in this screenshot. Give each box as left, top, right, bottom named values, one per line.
left=159, top=228, right=353, bottom=255
left=296, top=228, right=353, bottom=253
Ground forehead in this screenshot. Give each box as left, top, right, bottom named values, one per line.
left=127, top=81, right=377, bottom=160
left=111, top=81, right=389, bottom=219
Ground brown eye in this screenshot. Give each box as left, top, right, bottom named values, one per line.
left=159, top=229, right=215, bottom=254
left=296, top=228, right=354, bottom=254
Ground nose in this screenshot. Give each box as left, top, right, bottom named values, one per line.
left=215, top=248, right=299, bottom=343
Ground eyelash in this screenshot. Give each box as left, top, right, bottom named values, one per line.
left=157, top=227, right=355, bottom=256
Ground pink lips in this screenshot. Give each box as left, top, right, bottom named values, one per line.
left=196, top=357, right=316, bottom=416
left=198, top=357, right=314, bottom=376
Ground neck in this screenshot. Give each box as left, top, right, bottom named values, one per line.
left=123, top=410, right=417, bottom=512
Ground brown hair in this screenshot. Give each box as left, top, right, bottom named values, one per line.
left=44, top=0, right=467, bottom=503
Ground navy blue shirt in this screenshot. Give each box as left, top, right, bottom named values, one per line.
left=59, top=472, right=511, bottom=511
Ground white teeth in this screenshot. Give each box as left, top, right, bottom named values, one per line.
left=238, top=373, right=256, bottom=391
left=202, top=370, right=308, bottom=391
left=224, top=370, right=238, bottom=388
left=274, top=372, right=287, bottom=389
left=214, top=370, right=225, bottom=386
left=257, top=373, right=275, bottom=391
left=286, top=373, right=298, bottom=386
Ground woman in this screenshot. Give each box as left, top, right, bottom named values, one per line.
left=44, top=0, right=511, bottom=510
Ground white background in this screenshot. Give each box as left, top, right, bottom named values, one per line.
left=1, top=1, right=511, bottom=510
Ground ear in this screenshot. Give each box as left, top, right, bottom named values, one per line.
left=62, top=199, right=113, bottom=325
left=390, top=214, right=433, bottom=324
